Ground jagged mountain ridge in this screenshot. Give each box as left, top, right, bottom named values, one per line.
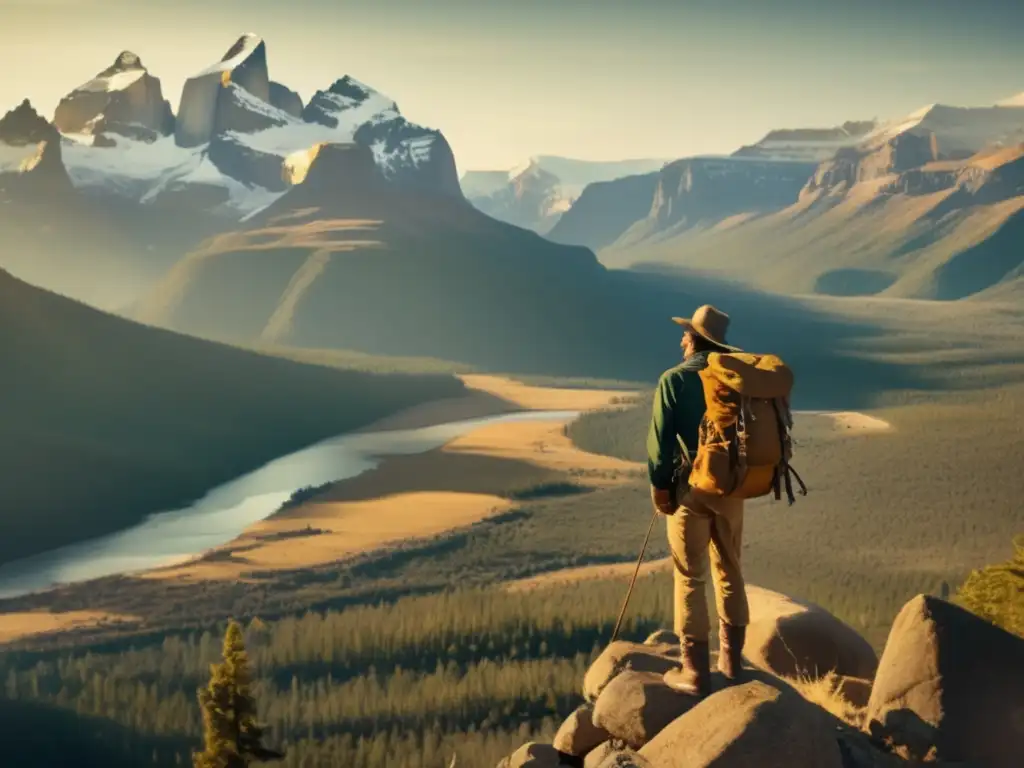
left=43, top=33, right=461, bottom=221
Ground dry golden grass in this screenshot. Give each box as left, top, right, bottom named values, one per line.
left=0, top=610, right=138, bottom=644
left=786, top=670, right=868, bottom=729
left=145, top=492, right=516, bottom=582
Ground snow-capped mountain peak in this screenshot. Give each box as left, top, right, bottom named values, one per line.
left=198, top=33, right=265, bottom=78
left=49, top=33, right=462, bottom=218
left=74, top=52, right=148, bottom=94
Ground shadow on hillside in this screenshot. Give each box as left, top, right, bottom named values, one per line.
left=309, top=450, right=565, bottom=505
left=932, top=208, right=1024, bottom=300
left=622, top=264, right=932, bottom=409
left=0, top=698, right=192, bottom=768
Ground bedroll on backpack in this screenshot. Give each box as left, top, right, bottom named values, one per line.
left=689, top=352, right=807, bottom=504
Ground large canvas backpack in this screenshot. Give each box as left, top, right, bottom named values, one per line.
left=688, top=352, right=807, bottom=503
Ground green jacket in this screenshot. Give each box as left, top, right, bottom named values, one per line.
left=646, top=352, right=710, bottom=490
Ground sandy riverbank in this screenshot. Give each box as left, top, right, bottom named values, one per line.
left=141, top=375, right=639, bottom=583
left=0, top=610, right=139, bottom=644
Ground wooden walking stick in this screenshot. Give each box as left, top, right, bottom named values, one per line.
left=610, top=508, right=659, bottom=644
left=610, top=434, right=691, bottom=644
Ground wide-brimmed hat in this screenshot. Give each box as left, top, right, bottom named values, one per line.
left=672, top=304, right=741, bottom=352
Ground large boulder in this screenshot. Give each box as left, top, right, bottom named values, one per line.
left=554, top=704, right=611, bottom=758
left=583, top=641, right=680, bottom=702
left=53, top=51, right=174, bottom=139
left=496, top=742, right=562, bottom=768
left=744, top=585, right=878, bottom=680
left=591, top=670, right=701, bottom=749
left=593, top=751, right=654, bottom=768
left=582, top=741, right=622, bottom=768
left=639, top=679, right=844, bottom=767
left=865, top=594, right=1024, bottom=766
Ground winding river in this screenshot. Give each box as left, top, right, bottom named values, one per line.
left=0, top=409, right=577, bottom=600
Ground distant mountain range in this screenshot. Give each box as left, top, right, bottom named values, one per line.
left=460, top=156, right=669, bottom=234
left=553, top=100, right=1024, bottom=300
left=0, top=34, right=462, bottom=308
left=2, top=29, right=1023, bottom=341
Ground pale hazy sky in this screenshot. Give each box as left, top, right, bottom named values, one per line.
left=1, top=0, right=1022, bottom=173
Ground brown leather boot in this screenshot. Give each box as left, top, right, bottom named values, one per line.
left=663, top=637, right=712, bottom=698
left=717, top=620, right=747, bottom=684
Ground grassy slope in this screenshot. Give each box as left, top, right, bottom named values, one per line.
left=602, top=184, right=1024, bottom=300
left=0, top=269, right=464, bottom=565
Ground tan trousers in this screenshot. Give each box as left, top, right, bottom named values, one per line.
left=667, top=489, right=749, bottom=640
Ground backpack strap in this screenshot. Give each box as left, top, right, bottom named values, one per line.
left=770, top=398, right=807, bottom=505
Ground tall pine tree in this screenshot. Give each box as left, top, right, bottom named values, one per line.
left=193, top=620, right=284, bottom=768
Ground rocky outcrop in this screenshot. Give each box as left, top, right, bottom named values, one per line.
left=176, top=34, right=270, bottom=147
left=498, top=589, right=1022, bottom=768
left=280, top=142, right=384, bottom=202
left=582, top=641, right=680, bottom=702
left=354, top=117, right=463, bottom=198
left=866, top=594, right=1024, bottom=766
left=0, top=100, right=72, bottom=199
left=0, top=99, right=56, bottom=145
left=591, top=670, right=701, bottom=750
left=53, top=51, right=174, bottom=140
left=639, top=680, right=844, bottom=767
left=269, top=81, right=303, bottom=118
left=297, top=76, right=462, bottom=198
left=496, top=742, right=563, bottom=767
left=301, top=75, right=388, bottom=128
left=207, top=134, right=288, bottom=192
left=803, top=132, right=942, bottom=196
left=553, top=704, right=610, bottom=759
left=744, top=585, right=878, bottom=681
left=213, top=83, right=294, bottom=136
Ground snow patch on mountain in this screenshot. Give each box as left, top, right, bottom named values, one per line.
left=77, top=68, right=147, bottom=94
left=863, top=103, right=1024, bottom=155
left=61, top=133, right=282, bottom=215
left=197, top=33, right=264, bottom=77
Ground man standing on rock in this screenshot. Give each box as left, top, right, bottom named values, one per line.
left=646, top=304, right=749, bottom=698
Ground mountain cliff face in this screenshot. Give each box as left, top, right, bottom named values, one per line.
left=615, top=156, right=818, bottom=247
left=545, top=172, right=660, bottom=250
left=269, top=81, right=303, bottom=117
left=53, top=51, right=174, bottom=142
left=803, top=103, right=1024, bottom=197
left=175, top=33, right=270, bottom=147
left=732, top=120, right=876, bottom=162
